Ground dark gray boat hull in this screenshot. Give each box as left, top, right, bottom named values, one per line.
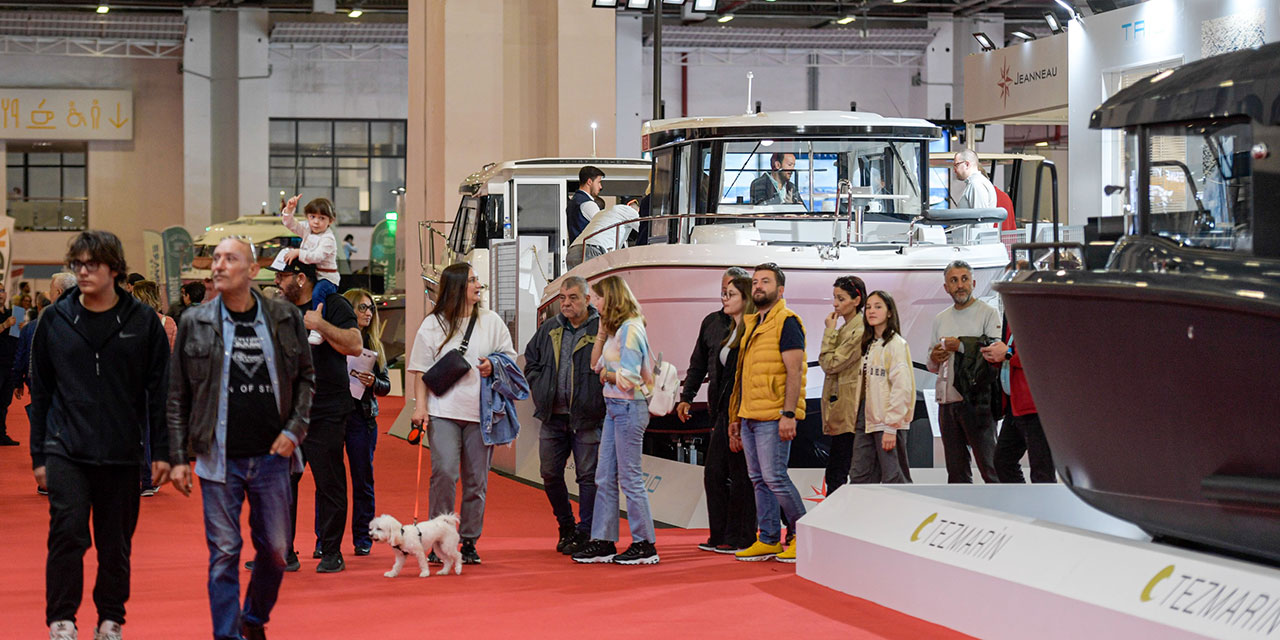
left=996, top=272, right=1280, bottom=564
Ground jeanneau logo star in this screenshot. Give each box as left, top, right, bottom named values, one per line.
left=998, top=59, right=1013, bottom=107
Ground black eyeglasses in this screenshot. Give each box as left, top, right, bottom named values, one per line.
left=356, top=303, right=375, bottom=312
left=68, top=260, right=103, bottom=273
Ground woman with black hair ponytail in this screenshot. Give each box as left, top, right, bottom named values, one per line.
left=819, top=275, right=867, bottom=494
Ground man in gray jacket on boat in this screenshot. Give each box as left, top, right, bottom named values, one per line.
left=523, top=276, right=606, bottom=556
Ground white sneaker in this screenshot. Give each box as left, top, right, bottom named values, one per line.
left=49, top=620, right=76, bottom=640
left=307, top=329, right=323, bottom=345
left=94, top=620, right=123, bottom=640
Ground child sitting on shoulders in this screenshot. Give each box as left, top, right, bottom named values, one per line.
left=280, top=194, right=340, bottom=345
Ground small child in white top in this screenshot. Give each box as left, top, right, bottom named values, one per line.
left=280, top=195, right=340, bottom=344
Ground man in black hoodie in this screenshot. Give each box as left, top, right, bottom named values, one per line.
left=29, top=230, right=171, bottom=640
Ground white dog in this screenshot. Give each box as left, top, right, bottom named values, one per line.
left=368, top=513, right=463, bottom=578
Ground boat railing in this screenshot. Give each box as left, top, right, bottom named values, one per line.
left=576, top=208, right=995, bottom=254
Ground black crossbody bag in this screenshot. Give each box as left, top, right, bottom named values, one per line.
left=423, top=313, right=478, bottom=396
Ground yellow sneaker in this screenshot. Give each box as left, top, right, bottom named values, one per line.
left=775, top=538, right=797, bottom=564
left=735, top=538, right=784, bottom=562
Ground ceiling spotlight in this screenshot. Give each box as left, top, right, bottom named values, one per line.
left=892, top=0, right=908, bottom=3
left=1044, top=11, right=1064, bottom=34
left=836, top=15, right=855, bottom=25
left=591, top=0, right=619, bottom=7
left=973, top=32, right=996, bottom=51
left=1035, top=141, right=1049, bottom=147
left=717, top=13, right=734, bottom=23
left=347, top=8, right=363, bottom=18
left=693, top=0, right=717, bottom=11
left=1012, top=29, right=1036, bottom=41
left=96, top=4, right=109, bottom=13
left=663, top=0, right=685, bottom=4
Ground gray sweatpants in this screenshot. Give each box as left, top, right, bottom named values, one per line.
left=850, top=430, right=909, bottom=484
left=427, top=417, right=493, bottom=540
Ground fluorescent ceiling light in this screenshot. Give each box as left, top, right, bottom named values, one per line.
left=592, top=0, right=619, bottom=6
left=1054, top=0, right=1073, bottom=13
left=1044, top=11, right=1063, bottom=33
left=717, top=13, right=734, bottom=23
left=1035, top=141, right=1049, bottom=147
left=347, top=8, right=363, bottom=18
left=663, top=0, right=684, bottom=4
left=96, top=4, right=109, bottom=13
left=693, top=0, right=717, bottom=10
left=836, top=15, right=855, bottom=25
left=627, top=0, right=650, bottom=9
left=892, top=0, right=908, bottom=4
left=973, top=32, right=996, bottom=51
left=1011, top=29, right=1036, bottom=41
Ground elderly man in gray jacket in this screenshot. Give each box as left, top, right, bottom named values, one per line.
left=168, top=237, right=314, bottom=640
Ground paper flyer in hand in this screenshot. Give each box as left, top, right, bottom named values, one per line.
left=348, top=348, right=377, bottom=400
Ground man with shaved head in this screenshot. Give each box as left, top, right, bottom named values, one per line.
left=168, top=236, right=315, bottom=640
left=952, top=148, right=996, bottom=209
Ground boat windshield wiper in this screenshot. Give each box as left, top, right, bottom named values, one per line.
left=887, top=143, right=921, bottom=199
left=721, top=141, right=763, bottom=202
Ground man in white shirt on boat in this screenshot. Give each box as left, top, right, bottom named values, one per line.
left=567, top=198, right=641, bottom=269
left=953, top=149, right=996, bottom=209
left=750, top=153, right=803, bottom=206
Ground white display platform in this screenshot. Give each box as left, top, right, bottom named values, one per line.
left=798, top=484, right=1280, bottom=640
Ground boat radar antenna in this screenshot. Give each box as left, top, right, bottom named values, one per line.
left=746, top=71, right=755, bottom=115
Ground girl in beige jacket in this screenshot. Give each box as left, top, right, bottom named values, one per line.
left=851, top=290, right=915, bottom=484
left=819, top=275, right=867, bottom=493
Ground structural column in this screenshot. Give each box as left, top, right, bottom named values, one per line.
left=182, top=8, right=270, bottom=231
left=406, top=0, right=617, bottom=340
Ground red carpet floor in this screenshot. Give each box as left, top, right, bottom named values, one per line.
left=1, top=396, right=971, bottom=639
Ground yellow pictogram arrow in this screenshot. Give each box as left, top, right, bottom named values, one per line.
left=109, top=103, right=129, bottom=129
left=1140, top=564, right=1176, bottom=602
left=911, top=512, right=938, bottom=542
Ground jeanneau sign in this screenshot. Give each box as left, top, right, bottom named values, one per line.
left=965, top=34, right=1067, bottom=123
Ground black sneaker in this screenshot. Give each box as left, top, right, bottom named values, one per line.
left=315, top=553, right=344, bottom=573
left=312, top=544, right=323, bottom=559
left=571, top=539, right=617, bottom=564
left=245, top=550, right=300, bottom=572
left=561, top=529, right=589, bottom=556
left=697, top=539, right=719, bottom=552
left=428, top=550, right=441, bottom=565
left=555, top=524, right=577, bottom=553
left=37, top=486, right=48, bottom=496
left=0, top=435, right=20, bottom=446
left=354, top=543, right=371, bottom=557
left=614, top=540, right=660, bottom=565
left=240, top=621, right=267, bottom=640
left=460, top=539, right=481, bottom=565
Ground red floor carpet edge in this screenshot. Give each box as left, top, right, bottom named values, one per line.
left=0, top=396, right=972, bottom=639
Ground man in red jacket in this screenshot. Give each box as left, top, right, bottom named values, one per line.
left=981, top=322, right=1056, bottom=483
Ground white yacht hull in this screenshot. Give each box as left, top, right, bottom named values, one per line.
left=544, top=242, right=1008, bottom=399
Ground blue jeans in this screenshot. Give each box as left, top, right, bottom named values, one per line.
left=201, top=454, right=292, bottom=640
left=740, top=419, right=806, bottom=545
left=539, top=414, right=600, bottom=534
left=591, top=398, right=655, bottom=544
left=310, top=278, right=337, bottom=310
left=345, top=411, right=378, bottom=549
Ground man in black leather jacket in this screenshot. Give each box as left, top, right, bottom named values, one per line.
left=168, top=237, right=314, bottom=640
left=523, top=275, right=606, bottom=555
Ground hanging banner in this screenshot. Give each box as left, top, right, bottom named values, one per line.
left=143, top=230, right=165, bottom=293
left=964, top=34, right=1068, bottom=124
left=0, top=215, right=13, bottom=296
left=0, top=88, right=133, bottom=141
left=161, top=226, right=194, bottom=306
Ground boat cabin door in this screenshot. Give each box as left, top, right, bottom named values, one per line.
left=511, top=178, right=567, bottom=283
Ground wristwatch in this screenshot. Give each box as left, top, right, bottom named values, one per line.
left=780, top=410, right=796, bottom=419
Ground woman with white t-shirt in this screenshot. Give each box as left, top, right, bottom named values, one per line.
left=408, top=263, right=516, bottom=565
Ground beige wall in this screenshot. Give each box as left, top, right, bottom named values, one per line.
left=5, top=56, right=184, bottom=274
left=407, top=0, right=618, bottom=343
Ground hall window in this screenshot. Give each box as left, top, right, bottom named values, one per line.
left=269, top=119, right=406, bottom=226
left=5, top=142, right=88, bottom=231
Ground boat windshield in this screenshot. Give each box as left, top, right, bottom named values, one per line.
left=716, top=139, right=924, bottom=217
left=1132, top=119, right=1253, bottom=252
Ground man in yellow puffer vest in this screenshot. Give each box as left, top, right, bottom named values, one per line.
left=728, top=263, right=807, bottom=564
